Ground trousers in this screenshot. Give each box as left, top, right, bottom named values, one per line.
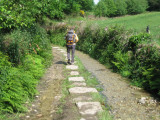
left=66, top=45, right=76, bottom=63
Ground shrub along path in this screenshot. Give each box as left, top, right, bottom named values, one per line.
left=76, top=51, right=160, bottom=120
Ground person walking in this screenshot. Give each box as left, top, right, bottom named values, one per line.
left=65, top=29, right=79, bottom=65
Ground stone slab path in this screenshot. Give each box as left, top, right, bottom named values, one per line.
left=66, top=65, right=79, bottom=70
left=76, top=102, right=102, bottom=116
left=69, top=77, right=85, bottom=82
left=69, top=87, right=98, bottom=94
left=56, top=47, right=103, bottom=120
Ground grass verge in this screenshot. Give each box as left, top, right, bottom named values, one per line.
left=74, top=56, right=113, bottom=120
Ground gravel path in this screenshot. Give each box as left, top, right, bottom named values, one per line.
left=76, top=51, right=160, bottom=120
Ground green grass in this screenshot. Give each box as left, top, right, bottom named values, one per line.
left=64, top=12, right=160, bottom=44
left=74, top=56, right=113, bottom=120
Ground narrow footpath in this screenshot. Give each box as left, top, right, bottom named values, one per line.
left=53, top=47, right=103, bottom=120
left=21, top=46, right=160, bottom=120
left=21, top=46, right=103, bottom=120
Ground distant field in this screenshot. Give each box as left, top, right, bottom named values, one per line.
left=65, top=12, right=160, bottom=44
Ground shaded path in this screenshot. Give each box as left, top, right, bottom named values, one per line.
left=76, top=51, right=160, bottom=120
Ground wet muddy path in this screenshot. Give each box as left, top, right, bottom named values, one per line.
left=76, top=51, right=160, bottom=120
left=21, top=47, right=65, bottom=120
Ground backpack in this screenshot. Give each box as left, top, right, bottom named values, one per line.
left=66, top=30, right=76, bottom=45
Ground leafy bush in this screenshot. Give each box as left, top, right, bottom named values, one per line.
left=0, top=25, right=52, bottom=114
left=0, top=52, right=45, bottom=113
left=46, top=22, right=68, bottom=46
left=22, top=55, right=45, bottom=79
left=0, top=0, right=40, bottom=30
left=94, top=0, right=149, bottom=17
left=41, top=0, right=66, bottom=20
left=50, top=33, right=66, bottom=47
left=76, top=24, right=160, bottom=96
left=126, top=0, right=148, bottom=14
left=115, top=0, right=127, bottom=16
left=0, top=24, right=52, bottom=66
left=112, top=51, right=131, bottom=77
left=77, top=0, right=94, bottom=11
left=64, top=0, right=81, bottom=15
left=128, top=33, right=151, bottom=53
left=147, top=0, right=160, bottom=11
left=94, top=0, right=117, bottom=17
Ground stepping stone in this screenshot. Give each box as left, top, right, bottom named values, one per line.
left=72, top=82, right=86, bottom=86
left=60, top=50, right=65, bottom=53
left=80, top=118, right=86, bottom=120
left=69, top=77, right=85, bottom=82
left=70, top=71, right=79, bottom=75
left=52, top=47, right=59, bottom=49
left=69, top=87, right=98, bottom=94
left=57, top=49, right=63, bottom=51
left=73, top=96, right=92, bottom=102
left=76, top=102, right=102, bottom=116
left=64, top=54, right=67, bottom=56
left=66, top=65, right=78, bottom=70
left=80, top=117, right=98, bottom=120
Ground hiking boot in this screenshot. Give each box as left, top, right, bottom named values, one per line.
left=67, top=59, right=71, bottom=65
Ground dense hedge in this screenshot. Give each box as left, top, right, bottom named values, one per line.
left=94, top=0, right=149, bottom=17
left=0, top=53, right=44, bottom=113
left=76, top=25, right=160, bottom=96
left=0, top=24, right=52, bottom=114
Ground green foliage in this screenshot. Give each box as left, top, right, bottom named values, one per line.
left=147, top=0, right=160, bottom=11
left=22, top=55, right=45, bottom=79
left=94, top=0, right=149, bottom=17
left=0, top=24, right=52, bottom=66
left=0, top=53, right=45, bottom=113
left=46, top=22, right=68, bottom=46
left=64, top=0, right=94, bottom=15
left=94, top=0, right=117, bottom=17
left=41, top=0, right=66, bottom=20
left=126, top=0, right=148, bottom=14
left=77, top=0, right=94, bottom=11
left=64, top=0, right=81, bottom=15
left=128, top=33, right=151, bottom=53
left=115, top=0, right=127, bottom=16
left=112, top=51, right=131, bottom=77
left=0, top=0, right=95, bottom=31
left=0, top=25, right=52, bottom=114
left=50, top=33, right=66, bottom=46
left=0, top=0, right=40, bottom=30
left=76, top=24, right=160, bottom=96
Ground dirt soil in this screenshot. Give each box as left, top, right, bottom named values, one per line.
left=76, top=50, right=160, bottom=120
